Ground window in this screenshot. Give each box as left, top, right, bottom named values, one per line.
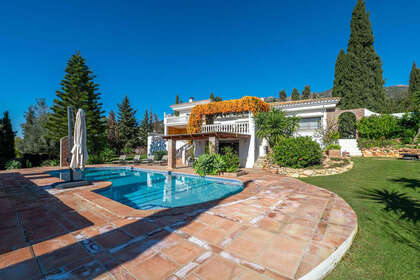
left=299, top=117, right=321, bottom=130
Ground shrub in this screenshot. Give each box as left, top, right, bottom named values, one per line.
left=41, top=159, right=59, bottom=166
left=6, top=160, right=22, bottom=170
left=357, top=115, right=401, bottom=139
left=153, top=150, right=167, bottom=161
left=221, top=146, right=240, bottom=173
left=273, top=137, right=322, bottom=168
left=193, top=153, right=225, bottom=176
left=338, top=112, right=357, bottom=139
left=325, top=144, right=341, bottom=151
left=357, top=138, right=400, bottom=149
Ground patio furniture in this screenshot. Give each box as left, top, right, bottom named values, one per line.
left=156, top=155, right=168, bottom=166
left=112, top=155, right=127, bottom=164
left=127, top=154, right=141, bottom=164
left=401, top=153, right=419, bottom=160
left=144, top=155, right=155, bottom=165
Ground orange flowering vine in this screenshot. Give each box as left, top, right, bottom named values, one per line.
left=187, top=96, right=270, bottom=133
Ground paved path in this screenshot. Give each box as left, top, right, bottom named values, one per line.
left=0, top=165, right=357, bottom=280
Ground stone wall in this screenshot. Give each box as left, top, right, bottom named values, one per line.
left=361, top=147, right=420, bottom=158
left=266, top=161, right=354, bottom=178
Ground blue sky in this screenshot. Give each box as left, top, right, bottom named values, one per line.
left=0, top=0, right=419, bottom=135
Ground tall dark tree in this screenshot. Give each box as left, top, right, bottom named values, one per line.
left=334, top=0, right=385, bottom=111
left=301, top=86, right=311, bottom=100
left=47, top=51, right=106, bottom=154
left=19, top=99, right=54, bottom=156
left=332, top=49, right=349, bottom=104
left=209, top=92, right=222, bottom=102
left=139, top=109, right=152, bottom=147
left=117, top=96, right=139, bottom=150
left=278, top=90, right=287, bottom=101
left=175, top=95, right=180, bottom=104
left=106, top=111, right=120, bottom=152
left=0, top=111, right=15, bottom=167
left=291, top=88, right=300, bottom=101
left=408, top=62, right=420, bottom=111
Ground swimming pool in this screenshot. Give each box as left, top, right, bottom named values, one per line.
left=49, top=168, right=243, bottom=210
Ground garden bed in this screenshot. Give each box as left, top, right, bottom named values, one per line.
left=265, top=156, right=353, bottom=178
left=361, top=146, right=420, bottom=158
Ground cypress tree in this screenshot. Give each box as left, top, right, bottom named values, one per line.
left=117, top=96, right=139, bottom=149
left=47, top=51, right=105, bottom=154
left=291, top=88, right=300, bottom=101
left=278, top=90, right=287, bottom=101
left=339, top=0, right=385, bottom=111
left=332, top=49, right=349, bottom=106
left=301, top=86, right=311, bottom=99
left=0, top=111, right=15, bottom=167
left=408, top=62, right=420, bottom=111
left=210, top=93, right=215, bottom=101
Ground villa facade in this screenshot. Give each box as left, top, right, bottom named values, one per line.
left=156, top=96, right=368, bottom=168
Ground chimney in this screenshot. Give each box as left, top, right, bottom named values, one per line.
left=189, top=97, right=194, bottom=103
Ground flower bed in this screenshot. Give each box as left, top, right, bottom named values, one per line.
left=264, top=155, right=353, bottom=178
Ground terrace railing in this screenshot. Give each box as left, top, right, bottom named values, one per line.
left=165, top=115, right=189, bottom=125
left=202, top=121, right=249, bottom=134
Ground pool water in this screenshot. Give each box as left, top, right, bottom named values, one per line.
left=49, top=168, right=243, bottom=210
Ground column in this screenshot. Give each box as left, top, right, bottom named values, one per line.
left=168, top=138, right=176, bottom=169
left=208, top=136, right=219, bottom=154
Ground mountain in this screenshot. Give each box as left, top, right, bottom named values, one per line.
left=313, top=85, right=408, bottom=99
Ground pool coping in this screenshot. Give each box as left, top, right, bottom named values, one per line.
left=2, top=164, right=358, bottom=279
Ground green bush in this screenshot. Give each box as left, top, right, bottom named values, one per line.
left=273, top=137, right=322, bottom=168
left=338, top=112, right=357, bottom=139
left=41, top=159, right=59, bottom=167
left=357, top=115, right=401, bottom=139
left=153, top=150, right=167, bottom=161
left=6, top=160, right=22, bottom=170
left=325, top=144, right=341, bottom=151
left=193, top=153, right=225, bottom=176
left=357, top=138, right=400, bottom=149
left=221, top=146, right=240, bottom=173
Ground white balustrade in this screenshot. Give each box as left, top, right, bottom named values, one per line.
left=165, top=115, right=189, bottom=125
left=202, top=121, right=249, bottom=134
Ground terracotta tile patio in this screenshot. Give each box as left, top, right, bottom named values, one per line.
left=0, top=165, right=357, bottom=280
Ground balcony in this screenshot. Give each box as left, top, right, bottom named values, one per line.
left=202, top=121, right=249, bottom=135
left=165, top=115, right=189, bottom=125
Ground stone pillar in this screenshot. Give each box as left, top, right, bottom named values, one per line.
left=60, top=136, right=70, bottom=167
left=208, top=136, right=219, bottom=154
left=167, top=139, right=176, bottom=169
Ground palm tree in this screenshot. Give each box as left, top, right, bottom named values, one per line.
left=255, top=108, right=300, bottom=151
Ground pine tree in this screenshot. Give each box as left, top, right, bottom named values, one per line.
left=47, top=51, right=105, bottom=154
left=117, top=96, right=139, bottom=150
left=153, top=114, right=161, bottom=132
left=301, top=86, right=311, bottom=99
left=19, top=99, right=54, bottom=156
left=0, top=111, right=15, bottom=167
left=291, top=88, right=300, bottom=101
left=106, top=111, right=120, bottom=152
left=210, top=93, right=215, bottom=101
left=278, top=90, right=287, bottom=101
left=332, top=49, right=349, bottom=106
left=338, top=0, right=385, bottom=111
left=139, top=109, right=152, bottom=147
left=408, top=62, right=420, bottom=111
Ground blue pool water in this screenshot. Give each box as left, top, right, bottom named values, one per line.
left=49, top=168, right=243, bottom=210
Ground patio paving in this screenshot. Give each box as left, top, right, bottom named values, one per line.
left=0, top=165, right=357, bottom=280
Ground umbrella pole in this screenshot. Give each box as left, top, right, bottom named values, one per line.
left=67, top=106, right=74, bottom=182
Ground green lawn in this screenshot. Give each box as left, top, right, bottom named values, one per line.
left=301, top=157, right=419, bottom=280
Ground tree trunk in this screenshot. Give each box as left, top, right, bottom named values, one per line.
left=413, top=127, right=420, bottom=143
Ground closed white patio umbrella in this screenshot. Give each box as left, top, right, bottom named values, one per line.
left=70, top=109, right=89, bottom=170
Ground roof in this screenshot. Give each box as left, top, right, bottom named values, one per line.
left=270, top=97, right=340, bottom=108
left=170, top=99, right=211, bottom=111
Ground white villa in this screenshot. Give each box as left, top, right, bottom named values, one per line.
left=148, top=96, right=377, bottom=169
